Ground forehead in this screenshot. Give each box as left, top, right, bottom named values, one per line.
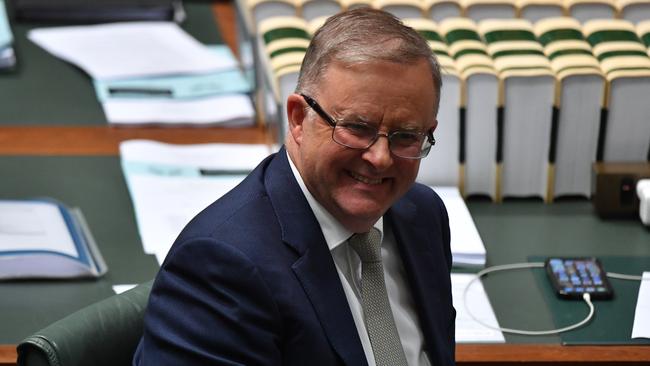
left=317, top=60, right=437, bottom=127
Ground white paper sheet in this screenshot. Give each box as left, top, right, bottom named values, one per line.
left=452, top=273, right=506, bottom=343
left=102, top=94, right=255, bottom=126
left=0, top=201, right=77, bottom=257
left=28, top=22, right=236, bottom=80
left=120, top=140, right=271, bottom=170
left=128, top=174, right=245, bottom=264
left=120, top=140, right=273, bottom=264
left=0, top=0, right=12, bottom=48
left=632, top=272, right=650, bottom=339
left=432, top=186, right=487, bottom=267
left=113, top=284, right=137, bottom=294
left=0, top=0, right=14, bottom=69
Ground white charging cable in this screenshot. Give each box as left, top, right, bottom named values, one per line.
left=463, top=262, right=595, bottom=336
left=607, top=272, right=644, bottom=281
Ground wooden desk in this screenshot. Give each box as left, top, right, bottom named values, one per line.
left=0, top=1, right=649, bottom=365
left=0, top=125, right=272, bottom=155
left=3, top=337, right=649, bottom=365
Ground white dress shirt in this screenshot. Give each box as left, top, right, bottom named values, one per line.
left=287, top=152, right=431, bottom=366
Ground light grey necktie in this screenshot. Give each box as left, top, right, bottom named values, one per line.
left=349, top=229, right=408, bottom=366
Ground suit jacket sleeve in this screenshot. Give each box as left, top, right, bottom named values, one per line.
left=134, top=236, right=284, bottom=366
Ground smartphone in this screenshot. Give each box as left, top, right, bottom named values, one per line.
left=545, top=257, right=614, bottom=300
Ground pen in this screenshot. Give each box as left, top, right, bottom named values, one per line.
left=199, top=169, right=251, bottom=176
left=108, top=87, right=173, bottom=96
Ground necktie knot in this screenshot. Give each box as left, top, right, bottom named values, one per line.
left=349, top=228, right=382, bottom=263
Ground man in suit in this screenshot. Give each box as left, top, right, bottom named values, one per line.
left=134, top=8, right=455, bottom=366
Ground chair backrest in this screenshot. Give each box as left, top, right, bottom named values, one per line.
left=16, top=281, right=153, bottom=366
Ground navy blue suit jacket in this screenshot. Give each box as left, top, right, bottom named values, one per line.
left=133, top=148, right=455, bottom=365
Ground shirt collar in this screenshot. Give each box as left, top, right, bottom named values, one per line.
left=286, top=150, right=383, bottom=251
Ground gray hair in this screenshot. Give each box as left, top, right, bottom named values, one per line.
left=295, top=8, right=442, bottom=112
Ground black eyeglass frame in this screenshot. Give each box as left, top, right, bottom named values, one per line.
left=300, top=93, right=435, bottom=159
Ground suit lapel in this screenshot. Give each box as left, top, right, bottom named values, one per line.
left=265, top=149, right=368, bottom=366
left=388, top=196, right=452, bottom=365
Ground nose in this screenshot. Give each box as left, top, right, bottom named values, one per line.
left=362, top=133, right=393, bottom=171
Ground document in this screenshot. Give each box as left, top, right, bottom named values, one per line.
left=0, top=0, right=15, bottom=69
left=632, top=272, right=650, bottom=339
left=93, top=45, right=250, bottom=101
left=102, top=94, right=255, bottom=126
left=28, top=22, right=237, bottom=80
left=0, top=199, right=107, bottom=279
left=29, top=23, right=254, bottom=125
left=120, top=140, right=273, bottom=264
left=89, top=44, right=253, bottom=126
left=113, top=284, right=137, bottom=294
left=432, top=186, right=487, bottom=267
left=0, top=0, right=10, bottom=48
left=94, top=58, right=250, bottom=103
left=452, top=273, right=506, bottom=343
left=0, top=200, right=77, bottom=257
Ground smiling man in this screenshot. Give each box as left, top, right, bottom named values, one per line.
left=134, top=8, right=455, bottom=366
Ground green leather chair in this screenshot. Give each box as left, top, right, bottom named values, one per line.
left=16, top=281, right=153, bottom=366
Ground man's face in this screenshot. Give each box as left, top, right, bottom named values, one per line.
left=288, top=59, right=438, bottom=233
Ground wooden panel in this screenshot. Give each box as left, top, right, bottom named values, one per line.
left=2, top=344, right=650, bottom=366
left=0, top=126, right=273, bottom=155
left=213, top=0, right=238, bottom=57
left=456, top=344, right=650, bottom=364
left=0, top=346, right=15, bottom=366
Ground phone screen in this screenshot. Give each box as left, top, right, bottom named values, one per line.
left=545, top=257, right=614, bottom=300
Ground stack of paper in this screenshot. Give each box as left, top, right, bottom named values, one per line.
left=0, top=0, right=15, bottom=69
left=452, top=273, right=505, bottom=343
left=120, top=140, right=273, bottom=264
left=432, top=186, right=487, bottom=268
left=28, top=22, right=254, bottom=126
left=632, top=272, right=650, bottom=339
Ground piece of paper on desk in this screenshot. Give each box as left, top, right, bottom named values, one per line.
left=0, top=199, right=107, bottom=279
left=93, top=45, right=251, bottom=101
left=0, top=201, right=77, bottom=257
left=121, top=140, right=273, bottom=264
left=0, top=0, right=15, bottom=69
left=0, top=46, right=14, bottom=68
left=121, top=139, right=271, bottom=169
left=632, top=272, right=650, bottom=339
left=94, top=69, right=251, bottom=101
left=127, top=175, right=245, bottom=264
left=452, top=273, right=506, bottom=343
left=431, top=186, right=487, bottom=267
left=113, top=284, right=137, bottom=294
left=28, top=22, right=236, bottom=80
left=90, top=44, right=254, bottom=126
left=0, top=0, right=11, bottom=46
left=102, top=94, right=255, bottom=126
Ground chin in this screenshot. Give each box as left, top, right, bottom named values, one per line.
left=337, top=200, right=388, bottom=225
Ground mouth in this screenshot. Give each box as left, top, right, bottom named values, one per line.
left=348, top=170, right=383, bottom=185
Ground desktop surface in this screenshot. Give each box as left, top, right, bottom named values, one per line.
left=0, top=156, right=159, bottom=344
left=468, top=199, right=650, bottom=345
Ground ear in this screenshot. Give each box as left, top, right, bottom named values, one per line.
left=431, top=119, right=438, bottom=133
left=286, top=93, right=307, bottom=145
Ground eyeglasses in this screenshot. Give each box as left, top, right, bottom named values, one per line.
left=301, top=94, right=435, bottom=159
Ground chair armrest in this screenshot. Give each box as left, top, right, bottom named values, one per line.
left=17, top=280, right=153, bottom=366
